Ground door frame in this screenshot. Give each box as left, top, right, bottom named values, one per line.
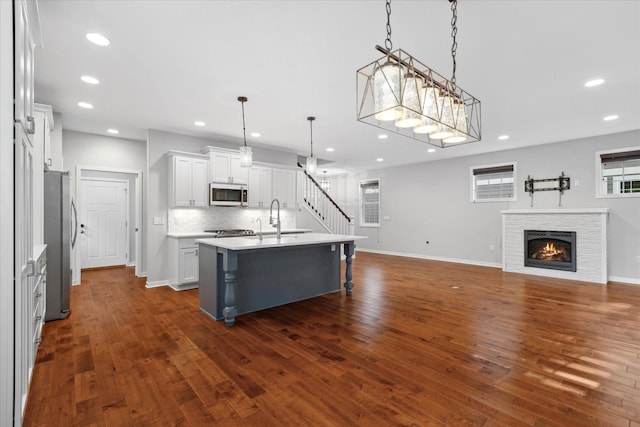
left=75, top=165, right=142, bottom=285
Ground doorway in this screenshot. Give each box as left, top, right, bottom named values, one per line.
left=74, top=166, right=142, bottom=285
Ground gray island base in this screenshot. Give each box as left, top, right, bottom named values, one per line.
left=196, top=233, right=365, bottom=326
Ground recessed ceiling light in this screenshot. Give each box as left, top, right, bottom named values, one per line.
left=498, top=135, right=509, bottom=140
left=603, top=115, right=619, bottom=121
left=80, top=75, right=100, bottom=85
left=376, top=158, right=384, bottom=162
left=378, top=134, right=388, bottom=140
left=584, top=78, right=604, bottom=87
left=326, top=147, right=335, bottom=152
left=107, top=128, right=119, bottom=134
left=194, top=121, right=205, bottom=127
left=77, top=102, right=93, bottom=109
left=427, top=148, right=436, bottom=153
left=86, top=32, right=110, bottom=46
left=251, top=132, right=261, bottom=137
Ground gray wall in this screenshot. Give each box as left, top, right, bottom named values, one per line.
left=352, top=130, right=640, bottom=282
left=146, top=129, right=299, bottom=284
left=62, top=130, right=147, bottom=273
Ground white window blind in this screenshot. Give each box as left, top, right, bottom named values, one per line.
left=360, top=179, right=380, bottom=226
left=472, top=164, right=515, bottom=202
left=600, top=150, right=640, bottom=195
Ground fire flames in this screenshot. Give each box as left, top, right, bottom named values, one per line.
left=530, top=241, right=570, bottom=262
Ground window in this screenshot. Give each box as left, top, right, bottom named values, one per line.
left=597, top=148, right=640, bottom=198
left=359, top=179, right=380, bottom=227
left=471, top=163, right=516, bottom=202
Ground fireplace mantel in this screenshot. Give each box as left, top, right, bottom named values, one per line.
left=501, top=208, right=609, bottom=284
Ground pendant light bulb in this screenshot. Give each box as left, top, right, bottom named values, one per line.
left=238, top=96, right=253, bottom=167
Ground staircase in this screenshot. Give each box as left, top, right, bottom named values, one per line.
left=298, top=163, right=353, bottom=235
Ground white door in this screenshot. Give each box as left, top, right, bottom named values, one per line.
left=80, top=179, right=128, bottom=268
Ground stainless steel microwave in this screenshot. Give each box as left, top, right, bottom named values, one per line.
left=209, top=182, right=247, bottom=206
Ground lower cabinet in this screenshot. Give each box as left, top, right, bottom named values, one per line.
left=168, top=237, right=199, bottom=290
left=31, top=247, right=46, bottom=378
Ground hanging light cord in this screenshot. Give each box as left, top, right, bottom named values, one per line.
left=450, top=0, right=458, bottom=90
left=239, top=96, right=247, bottom=147
left=384, top=0, right=392, bottom=51
left=308, top=117, right=314, bottom=158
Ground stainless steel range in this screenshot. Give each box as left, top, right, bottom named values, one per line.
left=204, top=228, right=255, bottom=238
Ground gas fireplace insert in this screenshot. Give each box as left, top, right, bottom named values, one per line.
left=524, top=230, right=577, bottom=272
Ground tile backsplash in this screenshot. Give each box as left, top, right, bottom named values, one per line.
left=168, top=207, right=296, bottom=233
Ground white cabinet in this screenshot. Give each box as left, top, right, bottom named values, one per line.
left=34, top=104, right=53, bottom=169
left=31, top=247, right=46, bottom=374
left=210, top=151, right=248, bottom=184
left=14, top=0, right=39, bottom=137
left=167, top=152, right=209, bottom=208
left=168, top=237, right=199, bottom=290
left=248, top=166, right=273, bottom=208
left=273, top=168, right=296, bottom=209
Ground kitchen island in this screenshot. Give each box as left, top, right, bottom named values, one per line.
left=196, top=233, right=366, bottom=326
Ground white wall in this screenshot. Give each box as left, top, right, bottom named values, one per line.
left=62, top=130, right=147, bottom=274
left=146, top=129, right=299, bottom=285
left=351, top=130, right=640, bottom=283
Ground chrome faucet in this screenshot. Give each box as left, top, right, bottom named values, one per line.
left=256, top=218, right=263, bottom=241
left=269, top=198, right=281, bottom=240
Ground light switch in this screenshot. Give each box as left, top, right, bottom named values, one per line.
left=153, top=216, right=165, bottom=225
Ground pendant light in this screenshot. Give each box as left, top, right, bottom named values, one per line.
left=306, top=116, right=317, bottom=175
left=320, top=171, right=331, bottom=191
left=237, top=96, right=252, bottom=167
left=356, top=0, right=481, bottom=148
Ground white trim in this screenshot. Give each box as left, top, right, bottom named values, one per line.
left=357, top=248, right=502, bottom=269
left=359, top=178, right=380, bottom=227
left=145, top=280, right=168, bottom=288
left=126, top=261, right=136, bottom=267
left=594, top=146, right=640, bottom=199
left=608, top=276, right=640, bottom=285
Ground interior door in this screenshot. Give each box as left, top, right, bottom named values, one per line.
left=80, top=179, right=128, bottom=269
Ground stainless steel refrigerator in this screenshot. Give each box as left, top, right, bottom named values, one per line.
left=44, top=170, right=77, bottom=321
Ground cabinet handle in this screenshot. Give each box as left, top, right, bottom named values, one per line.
left=34, top=315, right=41, bottom=321
left=35, top=292, right=42, bottom=297
left=195, top=249, right=198, bottom=256
left=34, top=337, right=42, bottom=344
left=26, top=116, right=36, bottom=134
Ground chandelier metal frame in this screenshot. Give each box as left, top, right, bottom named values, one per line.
left=356, top=0, right=481, bottom=148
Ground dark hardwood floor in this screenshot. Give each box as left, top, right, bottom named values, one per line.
left=23, top=253, right=640, bottom=426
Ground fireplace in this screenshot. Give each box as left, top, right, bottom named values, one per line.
left=524, top=230, right=577, bottom=272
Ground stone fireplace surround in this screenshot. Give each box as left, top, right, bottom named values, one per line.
left=501, top=209, right=609, bottom=284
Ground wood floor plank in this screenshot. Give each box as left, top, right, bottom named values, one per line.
left=23, top=254, right=640, bottom=426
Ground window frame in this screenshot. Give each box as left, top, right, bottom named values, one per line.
left=470, top=162, right=517, bottom=203
left=359, top=178, right=381, bottom=228
left=595, top=147, right=640, bottom=199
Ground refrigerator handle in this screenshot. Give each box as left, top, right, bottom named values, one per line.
left=71, top=199, right=78, bottom=248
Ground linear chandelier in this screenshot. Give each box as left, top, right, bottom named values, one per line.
left=357, top=0, right=481, bottom=148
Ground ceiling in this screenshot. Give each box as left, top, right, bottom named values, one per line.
left=34, top=1, right=640, bottom=173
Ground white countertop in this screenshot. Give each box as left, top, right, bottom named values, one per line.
left=501, top=208, right=610, bottom=215
left=167, top=228, right=312, bottom=239
left=196, top=233, right=367, bottom=251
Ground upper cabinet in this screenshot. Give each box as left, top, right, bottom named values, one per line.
left=248, top=166, right=273, bottom=208
left=167, top=151, right=209, bottom=208
left=33, top=104, right=53, bottom=169
left=272, top=168, right=296, bottom=209
left=204, top=147, right=248, bottom=184
left=14, top=0, right=42, bottom=138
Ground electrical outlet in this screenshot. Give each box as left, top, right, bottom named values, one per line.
left=574, top=179, right=580, bottom=186
left=489, top=245, right=495, bottom=251
left=636, top=255, right=640, bottom=263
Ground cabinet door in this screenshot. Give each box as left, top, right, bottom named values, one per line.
left=211, top=152, right=231, bottom=182
left=249, top=167, right=273, bottom=208
left=229, top=155, right=248, bottom=184
left=191, top=159, right=209, bottom=207
left=173, top=157, right=193, bottom=207
left=14, top=0, right=36, bottom=137
left=273, top=169, right=296, bottom=208
left=179, top=247, right=199, bottom=283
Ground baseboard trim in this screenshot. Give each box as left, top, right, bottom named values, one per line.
left=145, top=280, right=168, bottom=289
left=608, top=276, right=640, bottom=285
left=357, top=248, right=502, bottom=269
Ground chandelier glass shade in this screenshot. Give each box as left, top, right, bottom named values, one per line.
left=320, top=171, right=331, bottom=191
left=237, top=96, right=253, bottom=167
left=358, top=47, right=481, bottom=148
